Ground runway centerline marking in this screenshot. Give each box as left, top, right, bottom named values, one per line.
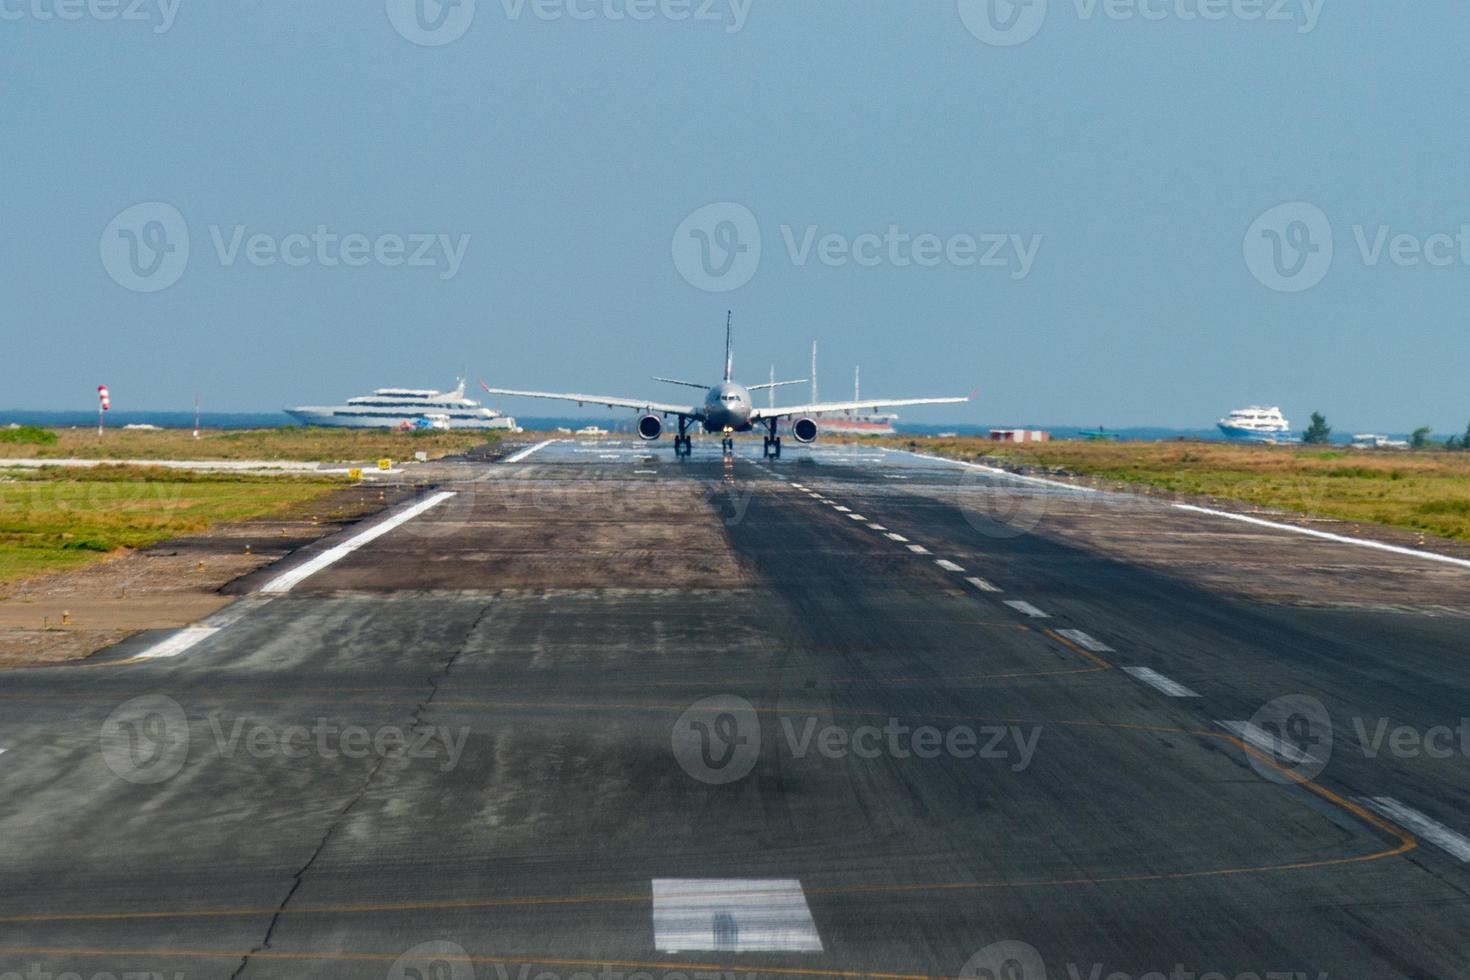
left=1055, top=629, right=1113, bottom=653
left=503, top=439, right=559, bottom=464
left=1004, top=600, right=1049, bottom=618
left=966, top=576, right=1002, bottom=593
left=867, top=523, right=887, bottom=531
left=935, top=560, right=966, bottom=572
left=1358, top=798, right=1470, bottom=861
left=1218, top=721, right=1322, bottom=765
left=1122, top=666, right=1199, bottom=698
left=259, top=491, right=457, bottom=595
left=885, top=533, right=909, bottom=543
left=847, top=514, right=868, bottom=521
left=652, top=879, right=823, bottom=954
left=906, top=544, right=931, bottom=555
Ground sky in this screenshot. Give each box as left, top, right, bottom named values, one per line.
left=4, top=1, right=1470, bottom=432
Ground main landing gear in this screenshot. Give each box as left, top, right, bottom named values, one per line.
left=721, top=435, right=735, bottom=454
left=761, top=419, right=782, bottom=459
left=674, top=417, right=693, bottom=458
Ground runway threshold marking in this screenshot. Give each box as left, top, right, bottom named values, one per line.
left=259, top=491, right=458, bottom=595
left=1122, top=666, right=1199, bottom=698
left=651, top=879, right=822, bottom=954
left=1358, top=798, right=1470, bottom=861
left=1173, top=503, right=1470, bottom=570
left=503, top=439, right=559, bottom=464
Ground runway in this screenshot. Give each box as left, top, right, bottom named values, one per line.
left=3, top=438, right=1470, bottom=979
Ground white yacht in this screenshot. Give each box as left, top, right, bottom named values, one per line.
left=1217, top=406, right=1292, bottom=442
left=286, top=379, right=518, bottom=430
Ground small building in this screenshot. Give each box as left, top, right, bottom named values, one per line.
left=990, top=428, right=1050, bottom=443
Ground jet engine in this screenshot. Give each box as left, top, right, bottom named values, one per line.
left=637, top=414, right=664, bottom=441
left=791, top=417, right=819, bottom=443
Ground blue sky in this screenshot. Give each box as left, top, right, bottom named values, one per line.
left=4, top=1, right=1470, bottom=431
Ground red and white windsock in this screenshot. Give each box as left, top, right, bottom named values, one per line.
left=98, top=385, right=111, bottom=411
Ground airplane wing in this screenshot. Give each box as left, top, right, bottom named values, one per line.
left=751, top=393, right=973, bottom=421
left=481, top=384, right=699, bottom=417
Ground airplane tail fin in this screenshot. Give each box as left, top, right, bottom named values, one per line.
left=724, top=311, right=733, bottom=382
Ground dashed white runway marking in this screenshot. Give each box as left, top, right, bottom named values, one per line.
left=1218, top=721, right=1322, bottom=765
left=966, top=576, right=1002, bottom=593
left=832, top=506, right=851, bottom=513
left=652, top=879, right=823, bottom=953
left=907, top=544, right=931, bottom=555
left=867, top=523, right=887, bottom=531
left=1056, top=629, right=1114, bottom=653
left=635, top=470, right=657, bottom=475
left=1122, top=666, right=1199, bottom=698
left=1004, top=600, right=1049, bottom=618
left=260, top=491, right=458, bottom=594
left=135, top=626, right=223, bottom=661
left=935, top=560, right=966, bottom=572
left=1358, top=798, right=1470, bottom=861
left=885, top=533, right=909, bottom=543
left=1173, top=503, right=1470, bottom=570
left=846, top=514, right=867, bottom=521
left=503, top=440, right=558, bottom=463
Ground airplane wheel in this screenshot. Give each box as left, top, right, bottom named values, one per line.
left=773, top=437, right=782, bottom=458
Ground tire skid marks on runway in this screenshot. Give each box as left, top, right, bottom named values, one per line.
left=1358, top=798, right=1470, bottom=862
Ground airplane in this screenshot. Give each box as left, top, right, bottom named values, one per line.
left=482, top=313, right=973, bottom=458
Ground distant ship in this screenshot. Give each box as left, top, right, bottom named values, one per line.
left=1217, top=406, right=1292, bottom=442
left=286, top=379, right=518, bottom=430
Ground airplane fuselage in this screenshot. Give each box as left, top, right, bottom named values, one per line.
left=701, top=381, right=754, bottom=433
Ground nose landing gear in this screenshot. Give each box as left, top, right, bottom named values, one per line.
left=674, top=417, right=693, bottom=458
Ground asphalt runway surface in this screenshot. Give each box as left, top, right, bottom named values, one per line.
left=3, top=438, right=1470, bottom=979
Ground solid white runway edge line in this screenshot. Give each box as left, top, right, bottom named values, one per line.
left=503, top=439, right=559, bottom=464
left=890, top=450, right=1099, bottom=492
left=1173, top=504, right=1470, bottom=570
left=260, top=491, right=458, bottom=595
left=135, top=627, right=223, bottom=661
left=652, top=879, right=823, bottom=953
left=1122, top=666, right=1199, bottom=698
left=1358, top=798, right=1470, bottom=861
